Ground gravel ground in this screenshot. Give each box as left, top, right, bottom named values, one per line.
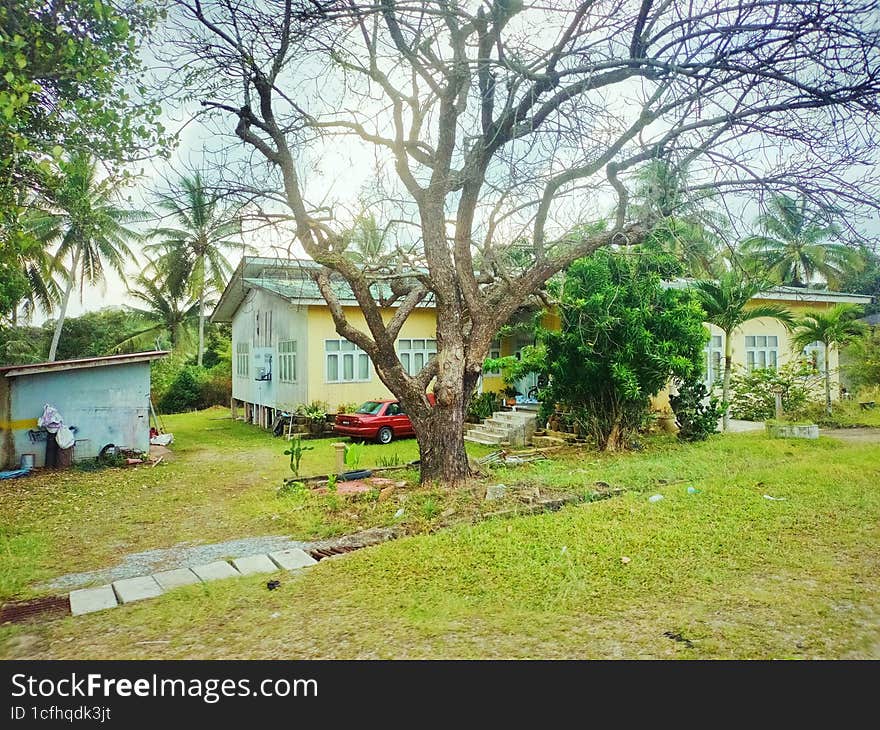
left=39, top=527, right=398, bottom=593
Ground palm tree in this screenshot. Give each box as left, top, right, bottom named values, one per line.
left=792, top=304, right=865, bottom=415
left=147, top=173, right=243, bottom=366
left=741, top=195, right=863, bottom=288
left=343, top=212, right=391, bottom=266
left=28, top=154, right=142, bottom=361
left=633, top=159, right=726, bottom=278
left=693, top=272, right=794, bottom=431
left=115, top=272, right=201, bottom=353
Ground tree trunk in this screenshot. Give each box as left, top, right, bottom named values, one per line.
left=413, top=403, right=472, bottom=485
left=824, top=342, right=832, bottom=416
left=197, top=287, right=205, bottom=367
left=721, top=331, right=733, bottom=432
left=48, top=247, right=81, bottom=362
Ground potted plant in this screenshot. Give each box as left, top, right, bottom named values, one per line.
left=304, top=402, right=327, bottom=436
left=503, top=385, right=519, bottom=406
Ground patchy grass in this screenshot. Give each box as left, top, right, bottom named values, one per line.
left=1, top=431, right=878, bottom=659
left=0, top=407, right=495, bottom=600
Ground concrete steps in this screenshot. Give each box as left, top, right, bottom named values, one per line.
left=465, top=409, right=538, bottom=447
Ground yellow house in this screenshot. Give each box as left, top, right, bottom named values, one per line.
left=212, top=258, right=872, bottom=425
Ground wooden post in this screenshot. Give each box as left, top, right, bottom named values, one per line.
left=774, top=392, right=783, bottom=420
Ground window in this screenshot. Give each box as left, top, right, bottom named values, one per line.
left=745, top=334, right=778, bottom=371
left=802, top=340, right=826, bottom=373
left=278, top=340, right=297, bottom=383
left=397, top=338, right=437, bottom=376
left=387, top=402, right=404, bottom=416
left=704, top=334, right=723, bottom=386
left=236, top=342, right=249, bottom=377
left=253, top=310, right=273, bottom=347
left=326, top=339, right=370, bottom=382
left=484, top=339, right=502, bottom=376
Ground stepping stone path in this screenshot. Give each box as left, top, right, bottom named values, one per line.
left=67, top=548, right=317, bottom=617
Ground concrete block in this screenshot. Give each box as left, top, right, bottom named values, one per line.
left=69, top=585, right=118, bottom=616
left=231, top=554, right=279, bottom=576
left=112, top=575, right=164, bottom=604
left=153, top=568, right=202, bottom=591
left=191, top=561, right=240, bottom=582
left=269, top=548, right=318, bottom=571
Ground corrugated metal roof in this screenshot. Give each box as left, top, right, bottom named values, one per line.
left=0, top=351, right=169, bottom=378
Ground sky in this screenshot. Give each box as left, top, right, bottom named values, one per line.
left=34, top=2, right=880, bottom=323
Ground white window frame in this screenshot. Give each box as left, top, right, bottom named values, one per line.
left=278, top=340, right=297, bottom=383
left=396, top=337, right=438, bottom=376
left=325, top=339, right=371, bottom=383
left=745, top=334, right=779, bottom=371
left=704, top=334, right=723, bottom=387
left=801, top=340, right=826, bottom=374
left=236, top=342, right=249, bottom=378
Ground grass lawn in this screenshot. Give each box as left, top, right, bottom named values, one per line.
left=0, top=407, right=496, bottom=601
left=1, top=423, right=878, bottom=659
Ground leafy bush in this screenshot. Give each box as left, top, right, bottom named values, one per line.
left=467, top=391, right=500, bottom=421
left=843, top=329, right=880, bottom=389
left=156, top=362, right=231, bottom=413
left=728, top=363, right=818, bottom=421
left=542, top=250, right=707, bottom=450
left=670, top=378, right=722, bottom=442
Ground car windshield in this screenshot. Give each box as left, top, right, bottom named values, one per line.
left=355, top=401, right=385, bottom=415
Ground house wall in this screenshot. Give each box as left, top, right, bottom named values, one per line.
left=306, top=305, right=438, bottom=410
left=652, top=298, right=840, bottom=412
left=230, top=288, right=310, bottom=415
left=1, top=362, right=151, bottom=469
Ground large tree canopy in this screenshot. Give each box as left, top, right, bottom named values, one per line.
left=165, top=0, right=880, bottom=483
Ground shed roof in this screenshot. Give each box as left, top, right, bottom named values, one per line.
left=0, top=351, right=169, bottom=379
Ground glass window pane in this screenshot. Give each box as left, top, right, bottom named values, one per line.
left=756, top=336, right=767, bottom=347
left=712, top=335, right=722, bottom=347
left=399, top=339, right=411, bottom=350
left=747, top=351, right=755, bottom=370
left=343, top=353, right=354, bottom=380
left=745, top=336, right=755, bottom=347
left=341, top=340, right=355, bottom=351
left=768, top=350, right=777, bottom=368
left=768, top=336, right=778, bottom=347
left=327, top=354, right=338, bottom=381
left=358, top=354, right=369, bottom=380
left=401, top=353, right=410, bottom=374
left=757, top=351, right=766, bottom=368
left=412, top=339, right=425, bottom=350
left=414, top=352, right=424, bottom=372
left=327, top=340, right=339, bottom=352
left=428, top=340, right=437, bottom=349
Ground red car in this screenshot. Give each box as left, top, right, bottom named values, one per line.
left=334, top=397, right=432, bottom=444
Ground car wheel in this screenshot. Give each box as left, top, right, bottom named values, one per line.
left=376, top=426, right=393, bottom=444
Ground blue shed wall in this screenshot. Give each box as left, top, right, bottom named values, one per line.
left=6, top=362, right=151, bottom=468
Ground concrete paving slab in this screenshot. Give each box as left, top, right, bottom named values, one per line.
left=112, top=575, right=164, bottom=604
left=231, top=554, right=279, bottom=576
left=69, top=585, right=118, bottom=616
left=269, top=548, right=318, bottom=570
left=153, top=568, right=201, bottom=591
left=191, top=561, right=240, bottom=582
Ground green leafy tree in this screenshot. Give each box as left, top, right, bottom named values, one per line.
left=116, top=272, right=201, bottom=353
left=838, top=245, right=880, bottom=315
left=46, top=307, right=143, bottom=361
left=632, top=159, right=726, bottom=278
left=792, top=304, right=866, bottom=414
left=693, top=273, right=794, bottom=431
left=28, top=154, right=143, bottom=361
left=0, top=1, right=166, bottom=232
left=842, top=328, right=880, bottom=390
left=741, top=195, right=863, bottom=288
left=147, top=172, right=246, bottom=366
left=542, top=250, right=708, bottom=451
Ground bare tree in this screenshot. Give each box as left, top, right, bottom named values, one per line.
left=162, top=0, right=880, bottom=484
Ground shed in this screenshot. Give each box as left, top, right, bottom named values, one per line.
left=0, top=351, right=169, bottom=469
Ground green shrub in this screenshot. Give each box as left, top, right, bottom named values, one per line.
left=670, top=378, right=722, bottom=442
left=159, top=367, right=203, bottom=413
left=467, top=391, right=500, bottom=421
left=728, top=363, right=817, bottom=421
